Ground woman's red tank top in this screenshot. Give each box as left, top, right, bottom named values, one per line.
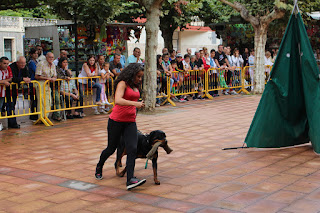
left=109, top=85, right=140, bottom=122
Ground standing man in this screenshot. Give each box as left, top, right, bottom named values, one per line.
left=7, top=56, right=31, bottom=128
left=0, top=57, right=13, bottom=130
left=162, top=48, right=169, bottom=55
left=53, top=50, right=68, bottom=66
left=186, top=48, right=192, bottom=56
left=127, top=47, right=143, bottom=64
left=35, top=52, right=59, bottom=120
left=110, top=54, right=123, bottom=77
left=36, top=45, right=46, bottom=62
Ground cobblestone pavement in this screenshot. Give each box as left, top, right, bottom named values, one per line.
left=0, top=95, right=320, bottom=213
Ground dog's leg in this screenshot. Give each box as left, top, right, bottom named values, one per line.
left=119, top=166, right=127, bottom=177
left=116, top=153, right=126, bottom=177
left=152, top=154, right=160, bottom=185
left=115, top=157, right=122, bottom=177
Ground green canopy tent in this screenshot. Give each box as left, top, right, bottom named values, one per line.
left=244, top=4, right=320, bottom=153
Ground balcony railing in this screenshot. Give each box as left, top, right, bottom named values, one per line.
left=0, top=16, right=58, bottom=31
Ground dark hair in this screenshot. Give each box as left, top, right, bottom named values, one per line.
left=114, top=63, right=144, bottom=92
left=97, top=55, right=105, bottom=60
left=103, top=62, right=110, bottom=67
left=86, top=55, right=96, bottom=69
left=199, top=49, right=204, bottom=53
left=169, top=49, right=175, bottom=54
left=210, top=49, right=216, bottom=53
left=115, top=46, right=122, bottom=51
left=171, top=60, right=177, bottom=65
left=114, top=53, right=121, bottom=58
left=157, top=54, right=162, bottom=69
left=162, top=53, right=169, bottom=58
left=29, top=48, right=37, bottom=55
left=0, top=57, right=9, bottom=63
left=58, top=57, right=68, bottom=68
left=184, top=54, right=190, bottom=59
left=133, top=47, right=140, bottom=52
left=218, top=44, right=224, bottom=48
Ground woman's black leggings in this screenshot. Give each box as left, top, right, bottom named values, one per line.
left=97, top=118, right=138, bottom=183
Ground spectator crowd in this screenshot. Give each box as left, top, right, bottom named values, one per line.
left=1, top=43, right=319, bottom=131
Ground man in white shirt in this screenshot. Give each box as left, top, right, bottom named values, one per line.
left=36, top=45, right=46, bottom=62
left=53, top=50, right=68, bottom=66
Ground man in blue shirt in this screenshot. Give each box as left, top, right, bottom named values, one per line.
left=127, top=47, right=143, bottom=64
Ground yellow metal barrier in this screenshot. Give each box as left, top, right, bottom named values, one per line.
left=0, top=81, right=50, bottom=126
left=206, top=67, right=243, bottom=95
left=243, top=66, right=254, bottom=91
left=43, top=76, right=115, bottom=126
left=168, top=69, right=210, bottom=103
left=155, top=74, right=170, bottom=105
left=265, top=65, right=272, bottom=83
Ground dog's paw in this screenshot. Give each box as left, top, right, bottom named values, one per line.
left=154, top=180, right=160, bottom=185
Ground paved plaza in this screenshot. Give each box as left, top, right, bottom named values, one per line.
left=0, top=95, right=320, bottom=213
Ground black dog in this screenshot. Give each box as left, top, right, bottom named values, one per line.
left=115, top=130, right=172, bottom=185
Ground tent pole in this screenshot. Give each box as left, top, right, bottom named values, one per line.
left=222, top=147, right=250, bottom=150
left=292, top=0, right=299, bottom=15
left=222, top=142, right=250, bottom=150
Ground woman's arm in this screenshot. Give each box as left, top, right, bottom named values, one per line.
left=82, top=63, right=92, bottom=77
left=115, top=81, right=144, bottom=108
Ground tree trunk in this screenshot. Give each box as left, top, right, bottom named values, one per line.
left=143, top=3, right=161, bottom=111
left=161, top=27, right=174, bottom=50
left=253, top=25, right=268, bottom=94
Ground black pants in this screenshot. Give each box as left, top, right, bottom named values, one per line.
left=6, top=96, right=18, bottom=127
left=63, top=95, right=76, bottom=114
left=97, top=118, right=138, bottom=183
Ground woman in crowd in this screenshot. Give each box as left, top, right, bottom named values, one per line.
left=96, top=55, right=105, bottom=75
left=156, top=55, right=164, bottom=106
left=78, top=55, right=102, bottom=117
left=57, top=57, right=81, bottom=119
left=28, top=48, right=39, bottom=120
left=95, top=63, right=146, bottom=190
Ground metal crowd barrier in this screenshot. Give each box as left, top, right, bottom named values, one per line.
left=206, top=67, right=243, bottom=96
left=43, top=76, right=115, bottom=126
left=0, top=81, right=50, bottom=126
left=1, top=66, right=271, bottom=127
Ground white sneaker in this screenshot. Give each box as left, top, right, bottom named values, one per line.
left=224, top=91, right=230, bottom=95
left=103, top=101, right=112, bottom=106
left=99, top=110, right=108, bottom=114
left=155, top=103, right=160, bottom=107
left=0, top=123, right=3, bottom=131
left=94, top=111, right=100, bottom=115
left=231, top=91, right=238, bottom=95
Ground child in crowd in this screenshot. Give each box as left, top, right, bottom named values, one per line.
left=205, top=53, right=211, bottom=67
left=183, top=54, right=191, bottom=71
left=99, top=62, right=114, bottom=113
left=170, top=61, right=180, bottom=97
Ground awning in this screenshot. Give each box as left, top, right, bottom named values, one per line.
left=308, top=12, right=320, bottom=20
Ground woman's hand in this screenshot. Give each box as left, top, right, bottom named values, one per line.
left=135, top=101, right=145, bottom=109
